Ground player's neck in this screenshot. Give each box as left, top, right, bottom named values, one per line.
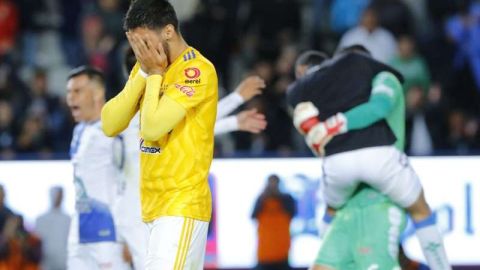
left=85, top=107, right=102, bottom=124
left=168, top=37, right=189, bottom=65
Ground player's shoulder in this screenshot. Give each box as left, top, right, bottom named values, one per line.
left=374, top=71, right=402, bottom=88
left=91, top=121, right=115, bottom=141
left=73, top=122, right=84, bottom=133
left=180, top=47, right=216, bottom=74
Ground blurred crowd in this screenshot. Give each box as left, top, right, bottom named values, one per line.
left=0, top=184, right=70, bottom=270
left=0, top=0, right=479, bottom=159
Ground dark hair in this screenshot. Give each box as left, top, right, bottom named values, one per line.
left=337, top=44, right=371, bottom=56
left=295, top=50, right=329, bottom=70
left=67, top=66, right=105, bottom=87
left=268, top=174, right=280, bottom=182
left=124, top=0, right=179, bottom=32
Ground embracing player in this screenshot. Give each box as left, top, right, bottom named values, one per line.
left=102, top=0, right=218, bottom=268
left=294, top=50, right=408, bottom=270
left=288, top=46, right=450, bottom=270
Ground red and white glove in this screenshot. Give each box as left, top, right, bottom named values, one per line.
left=293, top=102, right=348, bottom=156
left=293, top=102, right=320, bottom=135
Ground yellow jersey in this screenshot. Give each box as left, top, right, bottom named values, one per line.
left=139, top=47, right=217, bottom=222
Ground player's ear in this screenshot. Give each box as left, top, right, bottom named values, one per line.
left=163, top=24, right=175, bottom=40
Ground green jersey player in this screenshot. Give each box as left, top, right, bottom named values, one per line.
left=313, top=186, right=406, bottom=270
left=289, top=47, right=450, bottom=270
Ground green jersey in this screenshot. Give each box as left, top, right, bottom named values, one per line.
left=315, top=187, right=407, bottom=269
left=344, top=71, right=405, bottom=151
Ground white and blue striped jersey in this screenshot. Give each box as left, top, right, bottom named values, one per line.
left=69, top=120, right=122, bottom=243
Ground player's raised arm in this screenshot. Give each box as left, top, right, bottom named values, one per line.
left=214, top=109, right=267, bottom=135
left=101, top=63, right=146, bottom=137
left=216, top=76, right=265, bottom=120
left=140, top=75, right=186, bottom=141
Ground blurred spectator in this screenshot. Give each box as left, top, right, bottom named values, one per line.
left=390, top=35, right=431, bottom=94
left=0, top=62, right=30, bottom=115
left=405, top=86, right=434, bottom=155
left=402, top=0, right=430, bottom=36
left=0, top=0, right=18, bottom=57
left=35, top=186, right=70, bottom=270
left=59, top=0, right=84, bottom=67
left=81, top=15, right=110, bottom=71
left=0, top=215, right=42, bottom=270
left=369, top=0, right=414, bottom=36
left=0, top=101, right=15, bottom=158
left=96, top=0, right=124, bottom=43
left=447, top=110, right=466, bottom=152
left=337, top=7, right=398, bottom=63
left=15, top=113, right=52, bottom=155
left=263, top=46, right=296, bottom=155
left=181, top=0, right=241, bottom=84
left=17, top=0, right=62, bottom=67
left=245, top=0, right=301, bottom=60
left=251, top=175, right=296, bottom=270
left=405, top=83, right=451, bottom=155
left=27, top=69, right=61, bottom=118
left=25, top=68, right=72, bottom=152
left=445, top=0, right=480, bottom=112
left=0, top=185, right=13, bottom=232
left=445, top=110, right=480, bottom=154
left=329, top=0, right=371, bottom=34
left=170, top=0, right=199, bottom=22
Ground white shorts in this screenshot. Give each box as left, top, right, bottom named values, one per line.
left=322, top=146, right=422, bottom=208
left=117, top=223, right=148, bottom=270
left=67, top=241, right=131, bottom=270
left=145, top=216, right=209, bottom=270
left=67, top=214, right=131, bottom=270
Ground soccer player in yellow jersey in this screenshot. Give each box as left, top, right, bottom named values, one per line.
left=100, top=0, right=218, bottom=269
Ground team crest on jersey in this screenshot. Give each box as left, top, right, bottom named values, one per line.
left=184, top=67, right=201, bottom=79
left=140, top=139, right=161, bottom=154
left=174, top=84, right=195, bottom=97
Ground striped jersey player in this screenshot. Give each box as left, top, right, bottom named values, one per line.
left=66, top=66, right=130, bottom=270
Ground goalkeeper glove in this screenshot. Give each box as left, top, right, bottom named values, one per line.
left=293, top=102, right=348, bottom=156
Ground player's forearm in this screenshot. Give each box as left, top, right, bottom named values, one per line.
left=140, top=75, right=186, bottom=141
left=214, top=116, right=238, bottom=135
left=101, top=73, right=145, bottom=137
left=216, top=92, right=244, bottom=119
left=344, top=95, right=392, bottom=131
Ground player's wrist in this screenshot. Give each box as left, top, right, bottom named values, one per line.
left=139, top=68, right=149, bottom=78
left=149, top=68, right=165, bottom=75
left=236, top=90, right=248, bottom=101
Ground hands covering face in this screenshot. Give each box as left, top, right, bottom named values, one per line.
left=126, top=29, right=168, bottom=75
